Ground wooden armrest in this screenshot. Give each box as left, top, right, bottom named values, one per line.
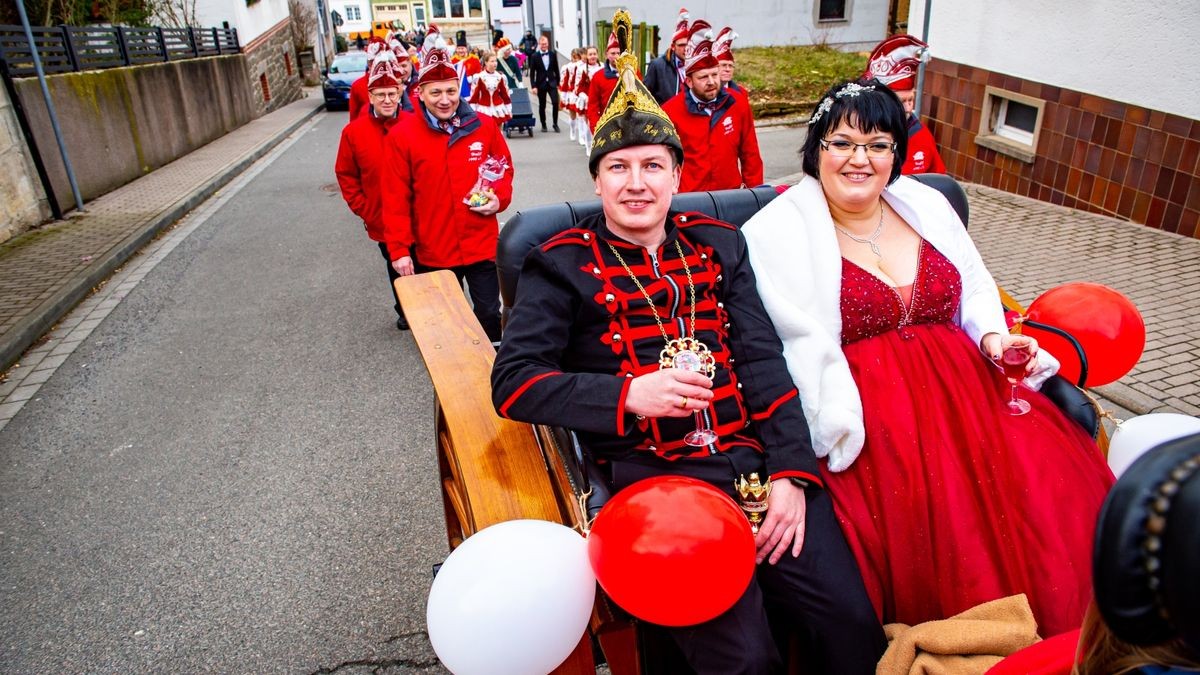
left=395, top=270, right=563, bottom=531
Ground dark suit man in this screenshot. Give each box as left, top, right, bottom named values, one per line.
left=528, top=34, right=560, bottom=132
left=644, top=10, right=690, bottom=104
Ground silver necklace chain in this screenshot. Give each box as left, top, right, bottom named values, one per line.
left=835, top=200, right=885, bottom=259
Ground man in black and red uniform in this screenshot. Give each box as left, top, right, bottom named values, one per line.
left=335, top=39, right=414, bottom=329
left=491, top=13, right=885, bottom=674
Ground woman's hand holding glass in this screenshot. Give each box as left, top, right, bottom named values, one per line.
left=982, top=333, right=1040, bottom=415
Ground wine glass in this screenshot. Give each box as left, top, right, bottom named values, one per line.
left=672, top=349, right=718, bottom=447
left=999, top=345, right=1033, bottom=416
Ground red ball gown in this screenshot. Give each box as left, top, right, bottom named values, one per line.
left=824, top=240, right=1114, bottom=637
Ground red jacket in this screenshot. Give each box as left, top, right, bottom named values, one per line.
left=586, top=65, right=620, bottom=131
left=334, top=108, right=405, bottom=242
left=902, top=116, right=947, bottom=174
left=349, top=77, right=368, bottom=121
left=662, top=90, right=764, bottom=193
left=380, top=104, right=514, bottom=267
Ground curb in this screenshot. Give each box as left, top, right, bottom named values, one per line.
left=0, top=102, right=325, bottom=373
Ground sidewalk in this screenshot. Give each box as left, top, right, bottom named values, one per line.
left=0, top=89, right=325, bottom=374
left=967, top=184, right=1200, bottom=418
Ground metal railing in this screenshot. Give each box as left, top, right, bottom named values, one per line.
left=0, top=24, right=240, bottom=77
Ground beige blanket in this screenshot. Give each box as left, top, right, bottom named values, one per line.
left=876, top=595, right=1041, bottom=675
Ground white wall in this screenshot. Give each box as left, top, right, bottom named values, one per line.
left=195, top=0, right=291, bottom=44
left=585, top=0, right=889, bottom=52
left=488, top=1, right=528, bottom=44
left=908, top=0, right=1200, bottom=121
left=327, top=0, right=374, bottom=39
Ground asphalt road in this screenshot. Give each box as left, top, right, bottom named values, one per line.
left=0, top=105, right=807, bottom=674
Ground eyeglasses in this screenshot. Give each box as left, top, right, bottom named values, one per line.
left=819, top=139, right=896, bottom=158
left=370, top=91, right=402, bottom=100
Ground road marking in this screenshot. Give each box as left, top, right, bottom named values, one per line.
left=0, top=117, right=321, bottom=432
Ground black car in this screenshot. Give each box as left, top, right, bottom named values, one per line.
left=322, top=53, right=369, bottom=110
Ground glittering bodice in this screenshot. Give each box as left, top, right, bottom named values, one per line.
left=840, top=240, right=962, bottom=344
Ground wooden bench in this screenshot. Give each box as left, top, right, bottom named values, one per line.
left=395, top=269, right=642, bottom=674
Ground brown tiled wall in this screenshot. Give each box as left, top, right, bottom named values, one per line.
left=922, top=60, right=1200, bottom=239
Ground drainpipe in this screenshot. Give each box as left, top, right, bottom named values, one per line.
left=16, top=0, right=84, bottom=214
left=914, top=0, right=932, bottom=119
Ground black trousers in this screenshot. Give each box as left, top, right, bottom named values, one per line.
left=610, top=448, right=886, bottom=675
left=536, top=85, right=559, bottom=128
left=413, top=257, right=503, bottom=343
left=378, top=242, right=404, bottom=319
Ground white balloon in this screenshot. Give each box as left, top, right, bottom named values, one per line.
left=426, top=519, right=596, bottom=675
left=1108, top=413, right=1200, bottom=478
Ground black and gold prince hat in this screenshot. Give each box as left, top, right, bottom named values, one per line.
left=588, top=9, right=684, bottom=176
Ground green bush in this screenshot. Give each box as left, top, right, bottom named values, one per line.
left=735, top=46, right=868, bottom=118
left=335, top=34, right=348, bottom=53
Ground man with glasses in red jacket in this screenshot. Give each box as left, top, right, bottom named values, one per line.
left=335, top=40, right=415, bottom=330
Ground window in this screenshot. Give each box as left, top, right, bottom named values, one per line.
left=450, top=0, right=464, bottom=17
left=431, top=0, right=444, bottom=17
left=818, top=0, right=847, bottom=21
left=976, top=86, right=1046, bottom=163
left=345, top=4, right=361, bottom=20
left=468, top=0, right=481, bottom=18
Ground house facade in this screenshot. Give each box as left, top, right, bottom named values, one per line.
left=195, top=0, right=303, bottom=114
left=911, top=0, right=1200, bottom=238
left=540, top=0, right=888, bottom=57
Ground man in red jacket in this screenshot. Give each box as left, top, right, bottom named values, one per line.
left=585, top=31, right=621, bottom=132
left=335, top=41, right=414, bottom=329
left=380, top=44, right=514, bottom=343
left=863, top=34, right=946, bottom=175
left=661, top=20, right=763, bottom=193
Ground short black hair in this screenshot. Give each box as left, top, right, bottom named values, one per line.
left=800, top=77, right=908, bottom=185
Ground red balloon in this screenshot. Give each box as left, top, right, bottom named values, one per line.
left=1023, top=282, right=1145, bottom=387
left=587, top=476, right=755, bottom=627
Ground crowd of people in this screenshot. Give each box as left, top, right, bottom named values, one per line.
left=332, top=10, right=1189, bottom=674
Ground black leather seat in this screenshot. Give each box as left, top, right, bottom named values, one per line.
left=497, top=177, right=1097, bottom=516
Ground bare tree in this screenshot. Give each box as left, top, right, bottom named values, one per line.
left=288, top=0, right=317, bottom=53
left=149, top=0, right=198, bottom=28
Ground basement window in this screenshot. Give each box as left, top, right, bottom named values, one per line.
left=976, top=86, right=1045, bottom=164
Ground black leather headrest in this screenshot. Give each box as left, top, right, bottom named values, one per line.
left=497, top=187, right=781, bottom=308
left=1094, top=432, right=1200, bottom=649
left=910, top=173, right=970, bottom=228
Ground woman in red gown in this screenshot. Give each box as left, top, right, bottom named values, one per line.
left=742, top=79, right=1114, bottom=637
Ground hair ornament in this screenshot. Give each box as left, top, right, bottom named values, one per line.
left=807, top=81, right=877, bottom=125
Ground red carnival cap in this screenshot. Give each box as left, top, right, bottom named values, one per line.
left=683, top=20, right=718, bottom=75
left=365, top=36, right=388, bottom=64
left=418, top=45, right=457, bottom=84
left=606, top=28, right=619, bottom=52
left=422, top=24, right=443, bottom=55
left=713, top=27, right=737, bottom=63
left=864, top=34, right=929, bottom=91
left=365, top=38, right=401, bottom=88
left=671, top=8, right=690, bottom=45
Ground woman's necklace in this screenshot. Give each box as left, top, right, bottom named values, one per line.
left=606, top=239, right=716, bottom=377
left=835, top=199, right=885, bottom=259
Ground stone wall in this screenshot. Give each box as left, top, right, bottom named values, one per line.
left=242, top=17, right=303, bottom=116
left=0, top=85, right=51, bottom=243
left=13, top=55, right=257, bottom=209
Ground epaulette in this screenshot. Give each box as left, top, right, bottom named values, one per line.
left=673, top=211, right=737, bottom=231
left=541, top=227, right=596, bottom=252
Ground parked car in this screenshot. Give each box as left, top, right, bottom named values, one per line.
left=322, top=53, right=369, bottom=110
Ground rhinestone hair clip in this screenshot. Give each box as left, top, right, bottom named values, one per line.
left=807, top=82, right=878, bottom=125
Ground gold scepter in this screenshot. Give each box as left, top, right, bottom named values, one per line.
left=734, top=473, right=771, bottom=534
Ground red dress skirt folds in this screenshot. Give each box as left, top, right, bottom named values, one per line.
left=825, top=239, right=1113, bottom=637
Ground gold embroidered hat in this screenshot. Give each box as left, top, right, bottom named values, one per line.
left=588, top=9, right=684, bottom=175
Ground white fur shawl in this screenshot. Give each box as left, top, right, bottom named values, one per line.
left=742, top=175, right=1058, bottom=472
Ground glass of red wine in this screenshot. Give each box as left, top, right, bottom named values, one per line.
left=1000, top=345, right=1033, bottom=416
